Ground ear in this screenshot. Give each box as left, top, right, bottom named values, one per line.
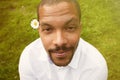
left=79, top=21, right=82, bottom=29
left=80, top=21, right=82, bottom=26
left=79, top=21, right=82, bottom=34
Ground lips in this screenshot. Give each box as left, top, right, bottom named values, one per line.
left=48, top=45, right=74, bottom=59
left=52, top=50, right=70, bottom=58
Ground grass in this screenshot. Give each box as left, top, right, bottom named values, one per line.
left=0, top=0, right=120, bottom=80
left=79, top=0, right=120, bottom=80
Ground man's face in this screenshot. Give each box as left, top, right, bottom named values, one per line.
left=38, top=2, right=81, bottom=66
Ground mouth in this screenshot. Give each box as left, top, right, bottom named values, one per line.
left=51, top=49, right=71, bottom=59
left=48, top=46, right=74, bottom=66
left=48, top=45, right=74, bottom=59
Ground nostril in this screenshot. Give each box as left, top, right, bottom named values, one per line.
left=53, top=37, right=67, bottom=46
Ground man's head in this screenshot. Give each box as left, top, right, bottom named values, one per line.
left=38, top=0, right=81, bottom=66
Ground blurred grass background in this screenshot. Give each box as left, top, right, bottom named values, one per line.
left=0, top=0, right=119, bottom=80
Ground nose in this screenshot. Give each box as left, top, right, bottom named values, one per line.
left=53, top=31, right=67, bottom=46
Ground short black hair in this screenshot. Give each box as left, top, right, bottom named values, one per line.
left=37, top=0, right=81, bottom=21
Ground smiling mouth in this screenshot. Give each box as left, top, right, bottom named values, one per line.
left=48, top=45, right=74, bottom=58
left=52, top=49, right=70, bottom=58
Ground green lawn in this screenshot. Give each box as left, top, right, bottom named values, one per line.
left=0, top=0, right=120, bottom=80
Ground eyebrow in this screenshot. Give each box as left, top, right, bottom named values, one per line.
left=40, top=23, right=53, bottom=28
left=65, top=18, right=78, bottom=25
left=40, top=17, right=78, bottom=28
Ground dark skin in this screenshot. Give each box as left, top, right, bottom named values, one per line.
left=38, top=1, right=81, bottom=66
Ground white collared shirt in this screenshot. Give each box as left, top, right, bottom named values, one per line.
left=19, top=38, right=108, bottom=80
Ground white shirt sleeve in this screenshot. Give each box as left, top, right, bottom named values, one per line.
left=19, top=47, right=36, bottom=80
left=79, top=39, right=108, bottom=80
left=85, top=65, right=108, bottom=80
left=92, top=66, right=108, bottom=80
left=87, top=49, right=108, bottom=80
left=89, top=51, right=108, bottom=80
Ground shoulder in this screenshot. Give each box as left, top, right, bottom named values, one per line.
left=25, top=38, right=42, bottom=50
left=77, top=38, right=108, bottom=79
left=20, top=38, right=48, bottom=61
left=19, top=38, right=42, bottom=60
left=79, top=38, right=107, bottom=67
left=19, top=38, right=41, bottom=78
left=19, top=38, right=42, bottom=64
left=19, top=38, right=49, bottom=77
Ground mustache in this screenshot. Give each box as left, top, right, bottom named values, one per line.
left=48, top=45, right=74, bottom=53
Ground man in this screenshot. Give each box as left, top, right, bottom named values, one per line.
left=19, top=0, right=108, bottom=80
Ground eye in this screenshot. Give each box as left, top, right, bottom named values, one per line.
left=44, top=28, right=52, bottom=31
left=40, top=23, right=54, bottom=34
left=42, top=27, right=53, bottom=33
left=66, top=26, right=76, bottom=32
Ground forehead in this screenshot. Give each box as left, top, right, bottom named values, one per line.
left=39, top=1, right=78, bottom=19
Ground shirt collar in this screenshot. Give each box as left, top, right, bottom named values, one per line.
left=68, top=39, right=81, bottom=69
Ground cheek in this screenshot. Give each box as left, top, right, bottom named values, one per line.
left=66, top=33, right=80, bottom=44
left=70, top=36, right=79, bottom=47
left=40, top=36, right=52, bottom=50
left=38, top=29, right=52, bottom=50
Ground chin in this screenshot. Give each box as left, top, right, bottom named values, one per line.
left=55, top=63, right=68, bottom=67
left=53, top=60, right=70, bottom=66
